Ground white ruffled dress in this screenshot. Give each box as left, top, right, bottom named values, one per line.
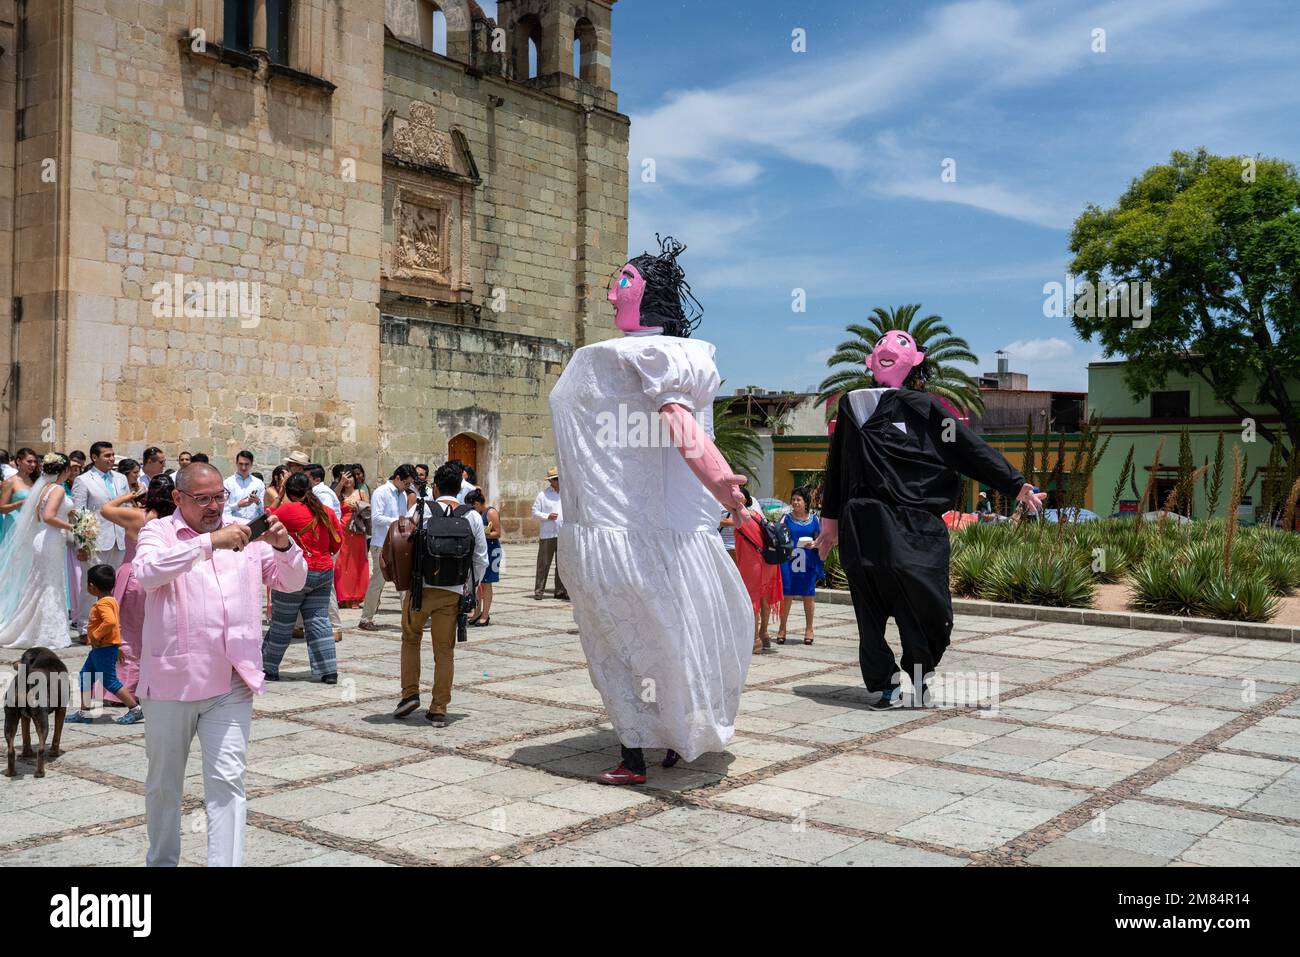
left=549, top=334, right=753, bottom=761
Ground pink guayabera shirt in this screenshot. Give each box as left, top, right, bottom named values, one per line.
left=133, top=512, right=307, bottom=701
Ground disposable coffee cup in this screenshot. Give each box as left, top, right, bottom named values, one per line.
left=797, top=536, right=815, bottom=548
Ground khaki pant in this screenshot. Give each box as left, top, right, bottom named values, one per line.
left=534, top=536, right=567, bottom=599
left=399, top=588, right=461, bottom=714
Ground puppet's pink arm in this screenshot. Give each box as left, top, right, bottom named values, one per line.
left=660, top=402, right=748, bottom=526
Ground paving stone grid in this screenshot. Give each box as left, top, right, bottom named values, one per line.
left=4, top=544, right=1300, bottom=867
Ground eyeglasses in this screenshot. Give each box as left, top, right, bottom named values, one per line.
left=178, top=489, right=231, bottom=508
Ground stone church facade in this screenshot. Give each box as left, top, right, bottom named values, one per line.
left=0, top=0, right=628, bottom=537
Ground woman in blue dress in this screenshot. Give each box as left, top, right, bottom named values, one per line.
left=778, top=486, right=822, bottom=645
left=0, top=448, right=39, bottom=552
left=466, top=488, right=501, bottom=627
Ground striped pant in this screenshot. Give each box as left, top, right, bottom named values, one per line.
left=262, top=568, right=338, bottom=678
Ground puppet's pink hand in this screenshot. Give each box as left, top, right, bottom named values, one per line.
left=815, top=517, right=838, bottom=560
left=1016, top=484, right=1047, bottom=515
left=723, top=478, right=748, bottom=528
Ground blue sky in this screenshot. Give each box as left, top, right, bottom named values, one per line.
left=576, top=0, right=1300, bottom=396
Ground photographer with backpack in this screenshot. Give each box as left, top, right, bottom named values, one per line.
left=392, top=463, right=487, bottom=726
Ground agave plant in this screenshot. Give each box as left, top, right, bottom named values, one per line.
left=1255, top=541, right=1300, bottom=596
left=1199, top=572, right=1279, bottom=622
left=950, top=538, right=995, bottom=597
left=977, top=546, right=1094, bottom=607
left=822, top=545, right=848, bottom=590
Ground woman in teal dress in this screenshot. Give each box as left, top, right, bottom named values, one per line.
left=0, top=448, right=39, bottom=551
left=778, top=486, right=823, bottom=645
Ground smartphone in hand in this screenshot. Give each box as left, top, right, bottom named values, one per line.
left=246, top=513, right=271, bottom=540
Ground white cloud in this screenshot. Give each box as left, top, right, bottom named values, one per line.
left=627, top=0, right=1231, bottom=228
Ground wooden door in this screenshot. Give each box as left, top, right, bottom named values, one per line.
left=448, top=433, right=477, bottom=472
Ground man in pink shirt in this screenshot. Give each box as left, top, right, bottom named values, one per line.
left=133, top=463, right=306, bottom=867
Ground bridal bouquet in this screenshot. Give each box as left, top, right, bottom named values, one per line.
left=71, top=510, right=101, bottom=562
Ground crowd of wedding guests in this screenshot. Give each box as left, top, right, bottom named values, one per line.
left=0, top=444, right=507, bottom=667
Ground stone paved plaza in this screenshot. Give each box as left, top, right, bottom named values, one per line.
left=4, top=544, right=1300, bottom=867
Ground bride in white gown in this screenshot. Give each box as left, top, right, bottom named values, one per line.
left=0, top=452, right=77, bottom=650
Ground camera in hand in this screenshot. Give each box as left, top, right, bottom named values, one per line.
left=246, top=513, right=271, bottom=540
left=457, top=590, right=475, bottom=643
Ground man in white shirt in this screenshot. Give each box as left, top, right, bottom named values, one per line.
left=358, top=464, right=417, bottom=631
left=453, top=461, right=477, bottom=504
left=308, top=464, right=342, bottom=520
left=223, top=450, right=265, bottom=522
left=71, top=441, right=130, bottom=639
left=0, top=450, right=16, bottom=482
left=531, top=466, right=567, bottom=600
left=141, top=446, right=167, bottom=484
left=392, top=462, right=488, bottom=726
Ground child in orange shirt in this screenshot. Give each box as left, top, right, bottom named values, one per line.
left=66, top=564, right=144, bottom=725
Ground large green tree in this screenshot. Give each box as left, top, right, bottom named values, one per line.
left=816, top=304, right=984, bottom=414
left=1069, top=148, right=1300, bottom=451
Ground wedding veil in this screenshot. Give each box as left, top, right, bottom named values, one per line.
left=0, top=474, right=55, bottom=622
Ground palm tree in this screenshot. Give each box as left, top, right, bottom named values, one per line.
left=712, top=394, right=763, bottom=481
left=816, top=304, right=985, bottom=415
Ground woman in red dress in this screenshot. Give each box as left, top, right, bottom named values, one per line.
left=734, top=490, right=780, bottom=655
left=333, top=465, right=370, bottom=606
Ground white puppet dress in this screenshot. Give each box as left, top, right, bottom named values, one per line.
left=549, top=333, right=753, bottom=761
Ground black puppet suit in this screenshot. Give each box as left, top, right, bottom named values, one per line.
left=821, top=388, right=1026, bottom=696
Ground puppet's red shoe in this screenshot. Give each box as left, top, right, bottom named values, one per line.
left=596, top=764, right=647, bottom=786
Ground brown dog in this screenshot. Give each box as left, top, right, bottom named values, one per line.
left=4, top=648, right=71, bottom=778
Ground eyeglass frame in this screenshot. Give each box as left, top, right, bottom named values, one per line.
left=177, top=488, right=232, bottom=508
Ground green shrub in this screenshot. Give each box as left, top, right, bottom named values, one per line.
left=976, top=547, right=1094, bottom=608
left=823, top=545, right=847, bottom=590
left=1255, top=542, right=1300, bottom=596
left=1199, top=572, right=1279, bottom=622
left=951, top=539, right=994, bottom=597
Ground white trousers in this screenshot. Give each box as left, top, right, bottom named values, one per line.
left=143, top=679, right=254, bottom=867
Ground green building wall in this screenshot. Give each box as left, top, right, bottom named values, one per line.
left=1088, top=361, right=1300, bottom=520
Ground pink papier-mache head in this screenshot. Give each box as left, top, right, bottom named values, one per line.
left=865, top=330, right=926, bottom=389
left=608, top=235, right=701, bottom=338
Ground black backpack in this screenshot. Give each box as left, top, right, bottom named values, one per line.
left=421, top=501, right=476, bottom=587
left=760, top=516, right=795, bottom=565
left=738, top=510, right=795, bottom=565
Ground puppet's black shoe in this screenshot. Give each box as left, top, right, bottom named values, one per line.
left=869, top=687, right=903, bottom=711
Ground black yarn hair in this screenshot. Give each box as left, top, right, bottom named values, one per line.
left=904, top=356, right=935, bottom=392
left=626, top=234, right=702, bottom=338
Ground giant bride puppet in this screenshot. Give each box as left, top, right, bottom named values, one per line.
left=549, top=236, right=754, bottom=785
left=814, top=330, right=1046, bottom=708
